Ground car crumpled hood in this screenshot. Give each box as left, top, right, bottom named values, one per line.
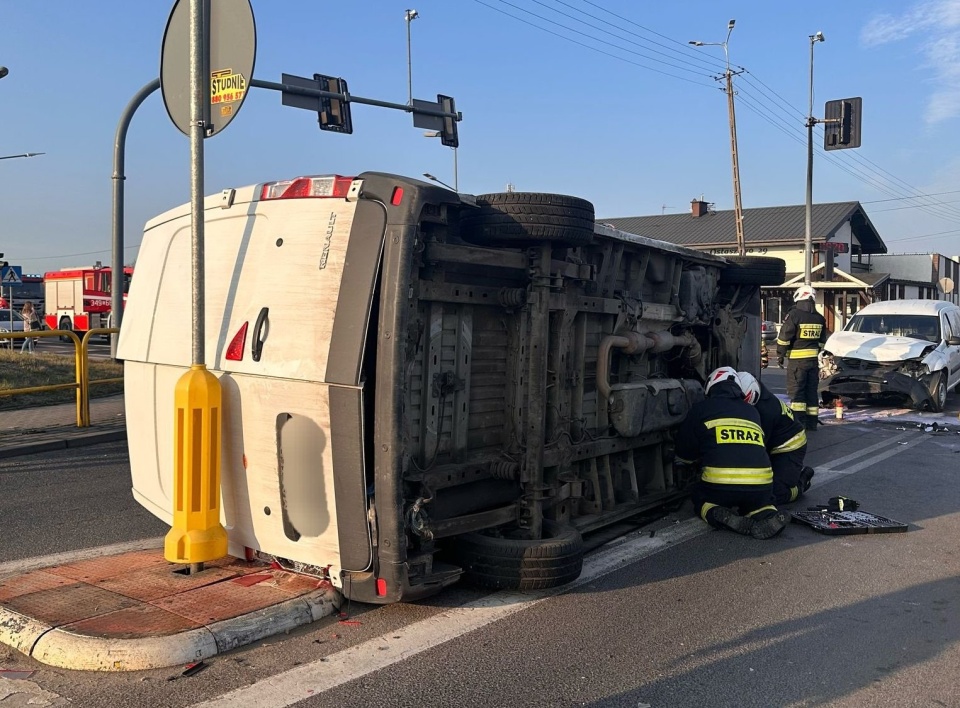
left=825, top=331, right=934, bottom=362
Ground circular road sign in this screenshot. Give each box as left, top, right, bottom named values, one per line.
left=161, top=0, right=256, bottom=138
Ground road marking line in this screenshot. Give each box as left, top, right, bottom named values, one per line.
left=194, top=430, right=928, bottom=708
left=815, top=434, right=926, bottom=481
left=0, top=537, right=163, bottom=579
left=816, top=430, right=912, bottom=470
left=192, top=522, right=705, bottom=708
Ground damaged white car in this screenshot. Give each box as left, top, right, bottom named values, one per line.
left=819, top=299, right=960, bottom=412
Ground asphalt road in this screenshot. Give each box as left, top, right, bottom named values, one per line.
left=2, top=403, right=960, bottom=707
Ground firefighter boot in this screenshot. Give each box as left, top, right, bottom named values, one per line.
left=805, top=410, right=820, bottom=432
left=750, top=511, right=790, bottom=540
left=708, top=507, right=754, bottom=536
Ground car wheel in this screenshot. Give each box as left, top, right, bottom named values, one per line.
left=452, top=519, right=584, bottom=591
left=460, top=192, right=595, bottom=246
left=928, top=371, right=947, bottom=413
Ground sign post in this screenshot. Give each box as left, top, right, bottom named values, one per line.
left=160, top=0, right=256, bottom=573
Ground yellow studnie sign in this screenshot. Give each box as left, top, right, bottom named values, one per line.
left=211, top=68, right=246, bottom=105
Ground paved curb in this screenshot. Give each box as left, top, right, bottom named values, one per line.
left=1, top=589, right=338, bottom=672
left=0, top=428, right=126, bottom=459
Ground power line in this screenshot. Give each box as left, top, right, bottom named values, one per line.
left=472, top=0, right=960, bottom=242
left=23, top=245, right=140, bottom=261
left=471, top=0, right=715, bottom=87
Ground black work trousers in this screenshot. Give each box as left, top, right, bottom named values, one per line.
left=772, top=446, right=807, bottom=504
left=787, top=357, right=820, bottom=429
left=692, top=482, right=778, bottom=529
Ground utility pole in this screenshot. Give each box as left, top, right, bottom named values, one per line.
left=805, top=31, right=825, bottom=286
left=690, top=20, right=745, bottom=256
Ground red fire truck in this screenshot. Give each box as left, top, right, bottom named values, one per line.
left=44, top=265, right=133, bottom=336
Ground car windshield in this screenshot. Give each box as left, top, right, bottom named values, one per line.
left=845, top=313, right=941, bottom=342
left=0, top=310, right=25, bottom=322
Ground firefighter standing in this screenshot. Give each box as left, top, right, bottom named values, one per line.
left=675, top=367, right=789, bottom=540
left=736, top=371, right=815, bottom=504
left=776, top=285, right=828, bottom=432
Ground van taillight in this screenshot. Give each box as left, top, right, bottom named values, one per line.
left=376, top=578, right=387, bottom=596
left=226, top=322, right=248, bottom=361
left=260, top=175, right=355, bottom=200
left=390, top=187, right=403, bottom=206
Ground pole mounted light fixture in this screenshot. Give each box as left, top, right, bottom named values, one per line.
left=804, top=31, right=826, bottom=286
left=405, top=9, right=419, bottom=106
left=423, top=131, right=459, bottom=191
left=423, top=172, right=455, bottom=191
left=0, top=66, right=9, bottom=80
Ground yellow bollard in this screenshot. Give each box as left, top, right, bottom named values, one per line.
left=164, top=364, right=228, bottom=566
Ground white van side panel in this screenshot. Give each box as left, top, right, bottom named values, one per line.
left=118, top=198, right=359, bottom=383
left=121, top=194, right=376, bottom=576
left=124, top=360, right=353, bottom=574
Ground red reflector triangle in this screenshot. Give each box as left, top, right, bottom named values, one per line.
left=226, top=322, right=249, bottom=361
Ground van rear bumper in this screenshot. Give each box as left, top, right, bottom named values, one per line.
left=343, top=560, right=462, bottom=604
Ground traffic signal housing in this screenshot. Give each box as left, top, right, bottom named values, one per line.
left=823, top=97, right=862, bottom=151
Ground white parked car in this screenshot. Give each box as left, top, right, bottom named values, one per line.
left=0, top=309, right=26, bottom=348
left=819, top=299, right=960, bottom=412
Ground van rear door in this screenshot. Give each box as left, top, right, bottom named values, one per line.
left=119, top=178, right=384, bottom=578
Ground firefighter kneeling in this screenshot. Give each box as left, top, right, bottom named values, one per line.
left=675, top=367, right=790, bottom=540
left=735, top=371, right=815, bottom=505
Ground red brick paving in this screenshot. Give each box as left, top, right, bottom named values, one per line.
left=2, top=583, right=139, bottom=627
left=150, top=578, right=299, bottom=624
left=60, top=603, right=203, bottom=639
left=47, top=549, right=170, bottom=583
left=95, top=564, right=240, bottom=601
left=0, top=570, right=75, bottom=602
left=0, top=549, right=324, bottom=638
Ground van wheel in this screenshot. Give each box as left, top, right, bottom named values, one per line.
left=719, top=256, right=786, bottom=286
left=453, top=519, right=584, bottom=591
left=460, top=192, right=595, bottom=246
left=58, top=317, right=73, bottom=342
left=927, top=371, right=947, bottom=412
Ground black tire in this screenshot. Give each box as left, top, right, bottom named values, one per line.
left=719, top=256, right=786, bottom=286
left=58, top=316, right=73, bottom=342
left=454, top=519, right=584, bottom=591
left=460, top=192, right=595, bottom=246
left=928, top=371, right=947, bottom=412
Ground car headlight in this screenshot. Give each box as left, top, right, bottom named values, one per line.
left=898, top=359, right=930, bottom=378
left=819, top=351, right=838, bottom=377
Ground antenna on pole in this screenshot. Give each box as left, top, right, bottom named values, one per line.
left=661, top=204, right=675, bottom=215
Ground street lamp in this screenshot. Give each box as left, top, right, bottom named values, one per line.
left=424, top=130, right=458, bottom=191
left=0, top=152, right=45, bottom=161
left=804, top=31, right=826, bottom=286
left=0, top=66, right=9, bottom=80
left=404, top=9, right=419, bottom=105
left=690, top=19, right=746, bottom=256
left=422, top=172, right=455, bottom=191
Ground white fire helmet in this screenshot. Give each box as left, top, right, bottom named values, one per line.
left=705, top=366, right=738, bottom=397
left=735, top=371, right=761, bottom=405
left=794, top=285, right=816, bottom=302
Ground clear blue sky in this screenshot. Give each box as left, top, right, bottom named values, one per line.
left=2, top=0, right=959, bottom=276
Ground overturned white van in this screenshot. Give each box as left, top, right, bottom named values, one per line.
left=119, top=172, right=784, bottom=603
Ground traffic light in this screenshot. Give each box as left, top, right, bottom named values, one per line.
left=438, top=95, right=459, bottom=148
left=823, top=97, right=862, bottom=150
left=313, top=74, right=353, bottom=134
